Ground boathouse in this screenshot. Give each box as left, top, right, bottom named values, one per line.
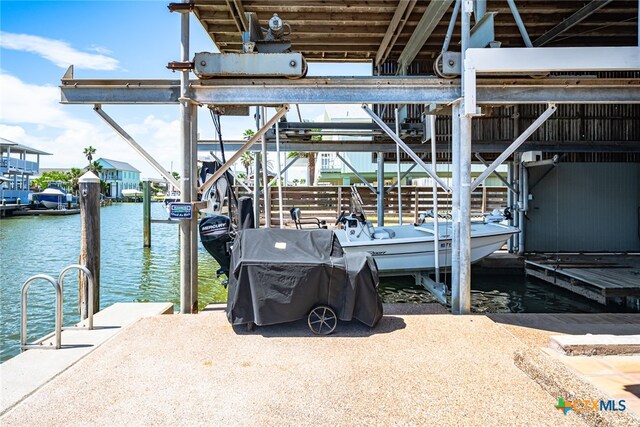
left=59, top=0, right=640, bottom=314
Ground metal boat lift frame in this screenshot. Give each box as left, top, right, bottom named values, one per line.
left=58, top=1, right=640, bottom=314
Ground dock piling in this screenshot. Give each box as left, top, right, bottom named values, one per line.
left=79, top=171, right=101, bottom=314
left=143, top=180, right=151, bottom=248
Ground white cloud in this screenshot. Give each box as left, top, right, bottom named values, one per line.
left=0, top=74, right=87, bottom=129
left=0, top=73, right=183, bottom=179
left=0, top=31, right=119, bottom=70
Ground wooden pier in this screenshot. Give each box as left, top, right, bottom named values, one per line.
left=525, top=255, right=640, bottom=307
left=0, top=206, right=80, bottom=217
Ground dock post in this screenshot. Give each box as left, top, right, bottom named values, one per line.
left=177, top=0, right=192, bottom=313
left=377, top=152, right=384, bottom=226
left=190, top=102, right=199, bottom=313
left=143, top=180, right=151, bottom=248
left=79, top=171, right=101, bottom=314
left=261, top=107, right=271, bottom=228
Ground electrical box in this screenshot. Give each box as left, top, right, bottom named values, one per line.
left=521, top=151, right=542, bottom=163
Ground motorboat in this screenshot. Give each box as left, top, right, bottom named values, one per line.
left=335, top=216, right=518, bottom=274
left=163, top=190, right=180, bottom=206
left=333, top=186, right=519, bottom=275
left=122, top=189, right=143, bottom=198
left=31, top=183, right=78, bottom=210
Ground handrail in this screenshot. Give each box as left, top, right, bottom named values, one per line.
left=21, top=274, right=62, bottom=351
left=58, top=264, right=94, bottom=330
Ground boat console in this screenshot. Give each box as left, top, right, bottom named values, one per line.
left=336, top=211, right=396, bottom=242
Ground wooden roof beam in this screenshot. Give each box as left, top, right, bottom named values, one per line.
left=375, top=0, right=417, bottom=67
left=225, top=0, right=248, bottom=33
left=396, top=0, right=454, bottom=74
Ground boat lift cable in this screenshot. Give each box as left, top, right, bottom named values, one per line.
left=208, top=108, right=238, bottom=220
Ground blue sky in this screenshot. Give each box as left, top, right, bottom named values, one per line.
left=1, top=1, right=371, bottom=178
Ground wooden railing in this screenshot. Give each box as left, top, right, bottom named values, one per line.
left=238, top=185, right=508, bottom=227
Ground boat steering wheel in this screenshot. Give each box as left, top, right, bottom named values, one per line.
left=335, top=210, right=348, bottom=226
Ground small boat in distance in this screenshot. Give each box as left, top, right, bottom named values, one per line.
left=122, top=189, right=143, bottom=199
left=163, top=190, right=180, bottom=207
left=31, top=182, right=78, bottom=210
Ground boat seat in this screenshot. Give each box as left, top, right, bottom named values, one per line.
left=372, top=227, right=396, bottom=240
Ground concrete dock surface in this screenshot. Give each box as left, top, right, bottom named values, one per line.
left=7, top=304, right=637, bottom=426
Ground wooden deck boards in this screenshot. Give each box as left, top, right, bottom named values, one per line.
left=525, top=255, right=640, bottom=304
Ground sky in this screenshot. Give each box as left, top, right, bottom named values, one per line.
left=0, top=0, right=371, bottom=179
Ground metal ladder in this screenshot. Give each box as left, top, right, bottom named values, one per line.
left=20, top=264, right=95, bottom=351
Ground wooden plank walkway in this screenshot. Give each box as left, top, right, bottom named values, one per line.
left=525, top=255, right=640, bottom=305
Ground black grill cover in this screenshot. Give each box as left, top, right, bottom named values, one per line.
left=227, top=228, right=383, bottom=328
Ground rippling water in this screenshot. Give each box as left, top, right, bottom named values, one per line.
left=0, top=203, right=226, bottom=362
left=0, top=203, right=609, bottom=362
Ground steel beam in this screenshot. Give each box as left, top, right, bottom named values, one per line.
left=450, top=102, right=461, bottom=313
left=395, top=108, right=402, bottom=224
left=267, top=155, right=300, bottom=186
left=457, top=1, right=472, bottom=315
left=474, top=153, right=518, bottom=194
left=377, top=151, right=385, bottom=226
left=464, top=47, right=640, bottom=115
left=442, top=0, right=462, bottom=54
left=198, top=105, right=289, bottom=193
left=261, top=107, right=270, bottom=228
left=466, top=47, right=640, bottom=74
left=60, top=77, right=640, bottom=105
left=336, top=154, right=376, bottom=193
left=506, top=0, right=533, bottom=47
left=199, top=140, right=640, bottom=154
left=209, top=152, right=252, bottom=193
left=363, top=105, right=451, bottom=192
left=397, top=0, right=455, bottom=73
left=470, top=104, right=557, bottom=191
left=534, top=0, right=614, bottom=47
left=179, top=6, right=192, bottom=315
left=93, top=106, right=180, bottom=189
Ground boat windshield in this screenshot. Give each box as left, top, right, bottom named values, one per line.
left=350, top=185, right=366, bottom=217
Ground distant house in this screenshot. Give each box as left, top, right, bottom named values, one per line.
left=0, top=137, right=50, bottom=204
left=96, top=158, right=141, bottom=198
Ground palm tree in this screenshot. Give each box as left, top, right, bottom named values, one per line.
left=242, top=129, right=255, bottom=140
left=66, top=167, right=83, bottom=195
left=87, top=161, right=103, bottom=177
left=288, top=151, right=316, bottom=186
left=240, top=151, right=255, bottom=176
left=83, top=146, right=96, bottom=165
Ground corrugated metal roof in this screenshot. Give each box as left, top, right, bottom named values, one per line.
left=192, top=0, right=639, bottom=63
left=97, top=158, right=141, bottom=173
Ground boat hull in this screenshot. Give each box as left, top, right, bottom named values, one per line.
left=336, top=223, right=518, bottom=274
left=36, top=194, right=78, bottom=209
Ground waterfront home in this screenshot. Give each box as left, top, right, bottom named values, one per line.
left=0, top=138, right=50, bottom=204
left=96, top=158, right=141, bottom=199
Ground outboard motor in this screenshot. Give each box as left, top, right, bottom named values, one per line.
left=199, top=215, right=233, bottom=277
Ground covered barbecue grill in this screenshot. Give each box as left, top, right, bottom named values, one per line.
left=227, top=228, right=383, bottom=334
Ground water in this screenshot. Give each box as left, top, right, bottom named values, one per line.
left=0, top=203, right=610, bottom=362
left=0, top=203, right=227, bottom=362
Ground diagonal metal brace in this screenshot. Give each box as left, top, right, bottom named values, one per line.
left=198, top=105, right=289, bottom=193
left=471, top=103, right=557, bottom=191
left=363, top=104, right=451, bottom=193
left=94, top=105, right=180, bottom=189
left=474, top=153, right=518, bottom=194
left=336, top=154, right=376, bottom=193
left=268, top=155, right=300, bottom=187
